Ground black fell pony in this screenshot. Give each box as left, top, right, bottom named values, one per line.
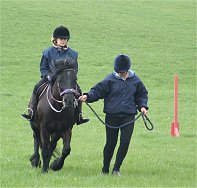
left=30, top=58, right=79, bottom=173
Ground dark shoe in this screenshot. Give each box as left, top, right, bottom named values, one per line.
left=101, top=171, right=109, bottom=175
left=21, top=114, right=32, bottom=120
left=77, top=118, right=89, bottom=125
left=76, top=114, right=89, bottom=125
left=21, top=108, right=33, bottom=121
left=101, top=167, right=109, bottom=175
left=112, top=170, right=121, bottom=176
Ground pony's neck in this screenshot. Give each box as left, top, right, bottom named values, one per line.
left=51, top=81, right=61, bottom=100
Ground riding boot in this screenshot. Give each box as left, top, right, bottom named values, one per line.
left=75, top=100, right=89, bottom=125
left=22, top=92, right=37, bottom=121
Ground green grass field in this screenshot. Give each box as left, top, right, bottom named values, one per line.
left=0, top=0, right=196, bottom=187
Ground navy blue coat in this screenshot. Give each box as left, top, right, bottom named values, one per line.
left=40, top=46, right=78, bottom=78
left=86, top=70, right=148, bottom=115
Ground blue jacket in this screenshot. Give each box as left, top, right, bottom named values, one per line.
left=40, top=46, right=78, bottom=78
left=86, top=70, right=148, bottom=115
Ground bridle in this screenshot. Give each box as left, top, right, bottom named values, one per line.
left=60, top=87, right=79, bottom=97
left=46, top=85, right=79, bottom=113
left=46, top=69, right=79, bottom=113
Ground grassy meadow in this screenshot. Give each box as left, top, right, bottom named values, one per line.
left=0, top=0, right=196, bottom=187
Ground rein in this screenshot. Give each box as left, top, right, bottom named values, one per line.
left=85, top=101, right=154, bottom=130
left=47, top=85, right=65, bottom=113
left=46, top=85, right=78, bottom=113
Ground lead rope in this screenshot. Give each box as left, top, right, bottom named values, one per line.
left=85, top=101, right=154, bottom=130
left=141, top=113, right=154, bottom=131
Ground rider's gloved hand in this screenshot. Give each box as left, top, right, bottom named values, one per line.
left=46, top=74, right=56, bottom=82
left=47, top=74, right=52, bottom=81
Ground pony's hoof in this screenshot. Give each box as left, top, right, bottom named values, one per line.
left=31, top=159, right=41, bottom=168
left=41, top=168, right=48, bottom=173
left=50, top=158, right=63, bottom=171
left=30, top=155, right=41, bottom=168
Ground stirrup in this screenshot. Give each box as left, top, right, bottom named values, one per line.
left=21, top=108, right=33, bottom=120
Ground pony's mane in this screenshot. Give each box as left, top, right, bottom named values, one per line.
left=50, top=56, right=75, bottom=75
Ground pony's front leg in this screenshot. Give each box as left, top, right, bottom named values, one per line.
left=41, top=127, right=50, bottom=173
left=30, top=132, right=41, bottom=168
left=49, top=133, right=61, bottom=157
left=50, top=129, right=72, bottom=171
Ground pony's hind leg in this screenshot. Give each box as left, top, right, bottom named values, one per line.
left=30, top=128, right=41, bottom=168
left=50, top=129, right=72, bottom=171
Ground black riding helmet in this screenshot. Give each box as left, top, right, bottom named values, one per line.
left=53, top=26, right=70, bottom=39
left=114, top=54, right=131, bottom=73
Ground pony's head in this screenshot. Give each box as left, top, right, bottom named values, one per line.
left=51, top=57, right=78, bottom=108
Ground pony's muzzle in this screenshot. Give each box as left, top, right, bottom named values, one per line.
left=63, top=94, right=76, bottom=108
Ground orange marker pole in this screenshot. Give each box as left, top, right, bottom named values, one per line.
left=171, top=74, right=180, bottom=137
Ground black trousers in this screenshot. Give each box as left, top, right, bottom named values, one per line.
left=103, top=114, right=135, bottom=171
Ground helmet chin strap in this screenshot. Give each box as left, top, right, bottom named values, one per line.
left=53, top=43, right=68, bottom=50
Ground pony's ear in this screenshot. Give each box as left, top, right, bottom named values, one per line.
left=63, top=55, right=75, bottom=68
left=49, top=56, right=75, bottom=75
